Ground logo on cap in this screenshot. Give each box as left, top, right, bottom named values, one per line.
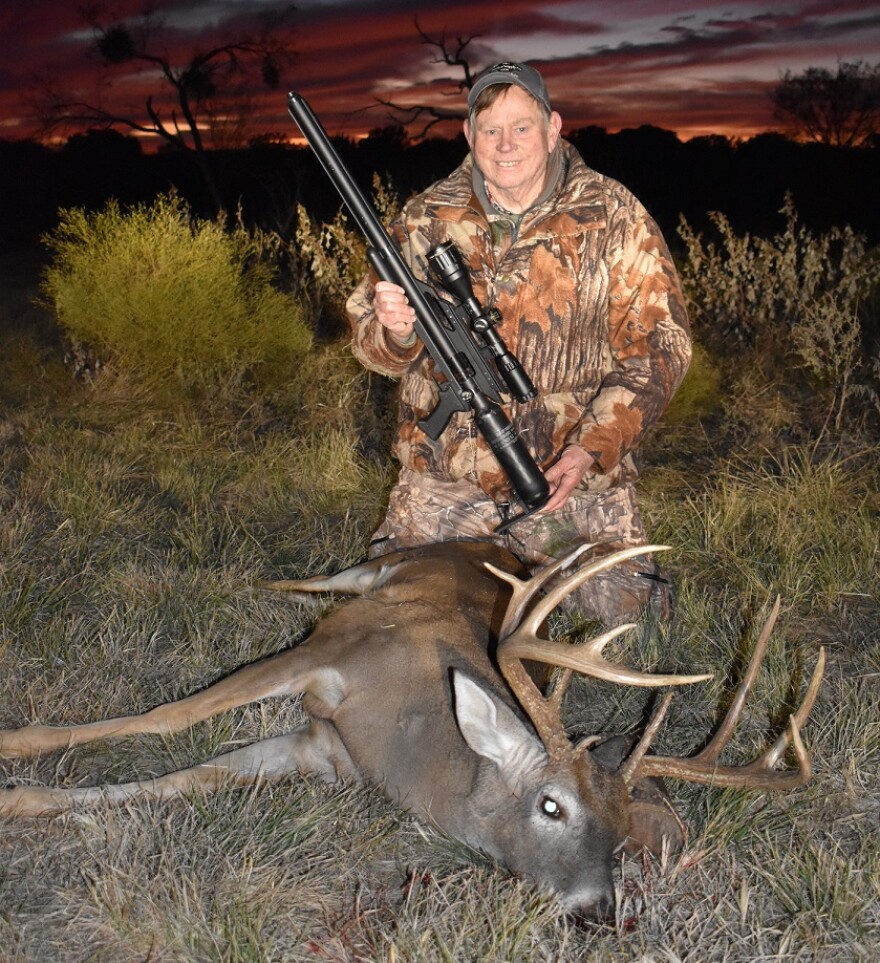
left=467, top=61, right=551, bottom=113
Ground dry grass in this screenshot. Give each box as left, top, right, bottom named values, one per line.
left=1, top=254, right=878, bottom=961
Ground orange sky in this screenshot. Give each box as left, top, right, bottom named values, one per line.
left=1, top=0, right=878, bottom=147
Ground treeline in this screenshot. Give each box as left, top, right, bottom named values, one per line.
left=1, top=124, right=878, bottom=256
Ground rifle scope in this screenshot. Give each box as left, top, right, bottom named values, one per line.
left=427, top=242, right=539, bottom=405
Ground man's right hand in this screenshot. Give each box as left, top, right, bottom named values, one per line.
left=373, top=281, right=416, bottom=342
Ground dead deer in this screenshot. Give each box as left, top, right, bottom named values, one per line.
left=0, top=541, right=823, bottom=917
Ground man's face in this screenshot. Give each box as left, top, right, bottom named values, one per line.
left=464, top=85, right=562, bottom=213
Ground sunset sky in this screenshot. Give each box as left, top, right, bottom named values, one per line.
left=1, top=0, right=878, bottom=147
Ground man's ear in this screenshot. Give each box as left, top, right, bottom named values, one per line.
left=463, top=117, right=473, bottom=149
left=548, top=111, right=563, bottom=151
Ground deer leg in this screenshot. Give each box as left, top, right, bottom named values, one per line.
left=0, top=718, right=358, bottom=818
left=0, top=647, right=337, bottom=760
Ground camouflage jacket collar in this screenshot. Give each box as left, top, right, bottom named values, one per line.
left=421, top=140, right=582, bottom=237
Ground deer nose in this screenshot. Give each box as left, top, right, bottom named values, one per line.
left=569, top=891, right=615, bottom=924
left=564, top=877, right=616, bottom=920
left=589, top=891, right=616, bottom=921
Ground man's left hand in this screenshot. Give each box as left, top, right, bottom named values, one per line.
left=541, top=446, right=595, bottom=513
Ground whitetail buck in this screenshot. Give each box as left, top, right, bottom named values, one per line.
left=0, top=541, right=823, bottom=917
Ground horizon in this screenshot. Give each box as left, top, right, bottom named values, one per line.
left=1, top=1, right=878, bottom=149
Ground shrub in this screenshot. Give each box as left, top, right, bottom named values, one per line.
left=662, top=339, right=723, bottom=424
left=41, top=194, right=312, bottom=391
left=793, top=296, right=879, bottom=429
left=678, top=195, right=878, bottom=351
left=292, top=174, right=400, bottom=335
left=678, top=195, right=880, bottom=431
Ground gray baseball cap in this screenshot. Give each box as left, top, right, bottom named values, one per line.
left=467, top=62, right=552, bottom=113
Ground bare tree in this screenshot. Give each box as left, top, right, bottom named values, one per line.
left=374, top=22, right=481, bottom=139
left=39, top=6, right=296, bottom=208
left=771, top=60, right=880, bottom=148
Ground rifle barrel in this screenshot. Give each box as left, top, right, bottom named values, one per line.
left=287, top=92, right=463, bottom=363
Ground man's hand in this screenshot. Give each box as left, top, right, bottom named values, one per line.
left=374, top=281, right=416, bottom=342
left=541, top=445, right=595, bottom=513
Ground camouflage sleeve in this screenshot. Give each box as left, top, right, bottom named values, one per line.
left=345, top=219, right=423, bottom=379
left=571, top=199, right=691, bottom=474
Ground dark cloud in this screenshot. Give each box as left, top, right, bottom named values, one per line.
left=0, top=0, right=877, bottom=143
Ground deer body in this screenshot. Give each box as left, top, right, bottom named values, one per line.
left=0, top=540, right=823, bottom=917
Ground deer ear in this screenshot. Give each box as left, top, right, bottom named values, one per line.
left=262, top=558, right=401, bottom=597
left=452, top=671, right=545, bottom=786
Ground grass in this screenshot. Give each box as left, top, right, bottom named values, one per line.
left=1, top=255, right=878, bottom=961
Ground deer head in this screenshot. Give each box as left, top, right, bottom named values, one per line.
left=463, top=543, right=825, bottom=913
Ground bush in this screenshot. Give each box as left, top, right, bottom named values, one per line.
left=662, top=339, right=723, bottom=424
left=678, top=195, right=880, bottom=432
left=291, top=174, right=400, bottom=336
left=41, top=194, right=312, bottom=391
left=678, top=195, right=878, bottom=352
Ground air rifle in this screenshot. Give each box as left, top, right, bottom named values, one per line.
left=287, top=92, right=549, bottom=530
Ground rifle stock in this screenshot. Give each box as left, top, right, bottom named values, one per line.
left=287, top=92, right=549, bottom=528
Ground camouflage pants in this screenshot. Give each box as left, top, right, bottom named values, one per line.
left=368, top=468, right=670, bottom=625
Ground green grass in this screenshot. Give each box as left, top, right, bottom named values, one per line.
left=1, top=254, right=878, bottom=961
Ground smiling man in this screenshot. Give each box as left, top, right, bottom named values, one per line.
left=466, top=73, right=562, bottom=214
left=346, top=62, right=691, bottom=625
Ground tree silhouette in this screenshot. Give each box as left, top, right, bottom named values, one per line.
left=373, top=22, right=480, bottom=139
left=771, top=60, right=880, bottom=147
left=38, top=6, right=296, bottom=209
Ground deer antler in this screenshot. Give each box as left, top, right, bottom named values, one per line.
left=488, top=545, right=712, bottom=758
left=621, top=597, right=825, bottom=790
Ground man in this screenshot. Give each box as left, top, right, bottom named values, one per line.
left=346, top=62, right=691, bottom=624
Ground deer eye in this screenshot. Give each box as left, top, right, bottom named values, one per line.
left=539, top=795, right=563, bottom=820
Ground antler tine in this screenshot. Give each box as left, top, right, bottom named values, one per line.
left=484, top=542, right=596, bottom=639
left=691, top=595, right=782, bottom=767
left=754, top=645, right=825, bottom=771
left=519, top=544, right=672, bottom=638
left=619, top=691, right=675, bottom=784
left=625, top=596, right=825, bottom=790
left=547, top=668, right=574, bottom=715
left=491, top=545, right=712, bottom=761
left=494, top=619, right=710, bottom=760
left=501, top=620, right=713, bottom=688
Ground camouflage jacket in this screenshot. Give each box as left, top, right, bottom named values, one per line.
left=346, top=141, right=691, bottom=503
